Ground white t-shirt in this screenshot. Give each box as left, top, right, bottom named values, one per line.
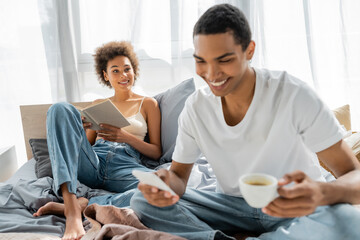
left=172, top=68, right=344, bottom=196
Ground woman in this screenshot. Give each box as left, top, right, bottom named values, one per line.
left=34, top=41, right=162, bottom=240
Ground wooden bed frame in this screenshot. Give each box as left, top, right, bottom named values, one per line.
left=20, top=102, right=91, bottom=160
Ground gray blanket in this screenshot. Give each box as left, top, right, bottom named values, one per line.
left=0, top=157, right=216, bottom=236
left=0, top=177, right=65, bottom=235
left=0, top=176, right=111, bottom=236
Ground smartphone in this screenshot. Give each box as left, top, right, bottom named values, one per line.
left=132, top=170, right=176, bottom=195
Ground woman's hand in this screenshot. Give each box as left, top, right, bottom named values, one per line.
left=262, top=170, right=324, bottom=218
left=81, top=116, right=92, bottom=131
left=96, top=123, right=131, bottom=143
left=137, top=168, right=180, bottom=207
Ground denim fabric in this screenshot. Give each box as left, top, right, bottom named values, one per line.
left=130, top=188, right=360, bottom=240
left=46, top=102, right=151, bottom=196
left=88, top=188, right=137, bottom=207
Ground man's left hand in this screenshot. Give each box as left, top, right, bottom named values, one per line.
left=262, top=170, right=324, bottom=218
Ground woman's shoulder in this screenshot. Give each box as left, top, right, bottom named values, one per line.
left=132, top=94, right=157, bottom=106
left=133, top=96, right=159, bottom=114
left=142, top=96, right=159, bottom=109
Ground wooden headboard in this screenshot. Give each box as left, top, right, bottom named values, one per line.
left=20, top=102, right=91, bottom=160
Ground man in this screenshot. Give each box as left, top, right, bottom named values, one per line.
left=130, top=3, right=360, bottom=240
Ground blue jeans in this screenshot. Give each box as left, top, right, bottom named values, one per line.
left=130, top=188, right=360, bottom=240
left=46, top=102, right=151, bottom=199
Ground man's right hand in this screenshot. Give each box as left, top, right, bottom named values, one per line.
left=81, top=116, right=92, bottom=131
left=137, top=168, right=180, bottom=207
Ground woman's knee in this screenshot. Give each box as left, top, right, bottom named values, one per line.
left=48, top=102, right=72, bottom=115
left=47, top=102, right=79, bottom=120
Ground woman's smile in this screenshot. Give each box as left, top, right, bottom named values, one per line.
left=118, top=79, right=130, bottom=85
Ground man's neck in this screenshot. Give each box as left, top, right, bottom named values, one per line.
left=223, top=68, right=256, bottom=109
left=221, top=68, right=256, bottom=126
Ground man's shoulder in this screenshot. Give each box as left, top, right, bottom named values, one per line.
left=256, top=68, right=309, bottom=94
left=186, top=86, right=215, bottom=107
left=180, top=86, right=217, bottom=120
left=256, top=68, right=301, bottom=83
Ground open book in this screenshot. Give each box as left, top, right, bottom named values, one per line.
left=76, top=99, right=130, bottom=131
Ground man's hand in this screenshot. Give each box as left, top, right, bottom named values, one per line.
left=81, top=116, right=92, bottom=131
left=96, top=123, right=131, bottom=143
left=262, top=170, right=324, bottom=218
left=137, top=168, right=180, bottom=207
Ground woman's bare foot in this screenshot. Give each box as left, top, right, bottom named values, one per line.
left=33, top=201, right=65, bottom=217
left=62, top=187, right=89, bottom=240
left=33, top=196, right=89, bottom=240
left=62, top=197, right=90, bottom=240
left=62, top=213, right=85, bottom=240
left=33, top=197, right=89, bottom=217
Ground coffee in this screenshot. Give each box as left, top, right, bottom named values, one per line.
left=246, top=180, right=271, bottom=186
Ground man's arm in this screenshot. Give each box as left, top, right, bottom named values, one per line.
left=137, top=161, right=194, bottom=207
left=263, top=139, right=360, bottom=218
left=167, top=161, right=194, bottom=196
left=316, top=139, right=360, bottom=204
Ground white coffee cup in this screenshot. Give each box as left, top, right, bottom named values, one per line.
left=239, top=173, right=278, bottom=208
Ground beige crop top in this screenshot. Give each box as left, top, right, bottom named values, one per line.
left=122, top=97, right=148, bottom=140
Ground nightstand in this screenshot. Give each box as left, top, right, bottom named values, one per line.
left=0, top=145, right=18, bottom=182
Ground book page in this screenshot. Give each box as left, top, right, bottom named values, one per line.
left=83, top=99, right=130, bottom=131
left=79, top=110, right=98, bottom=129
left=74, top=105, right=99, bottom=129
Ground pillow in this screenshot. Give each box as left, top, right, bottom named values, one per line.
left=29, top=138, right=52, bottom=178
left=333, top=104, right=351, bottom=131
left=145, top=78, right=196, bottom=167
left=29, top=78, right=196, bottom=176
left=344, top=132, right=360, bottom=161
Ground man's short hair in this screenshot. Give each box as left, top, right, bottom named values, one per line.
left=193, top=4, right=252, bottom=51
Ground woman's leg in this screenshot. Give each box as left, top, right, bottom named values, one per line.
left=46, top=102, right=101, bottom=240
left=101, top=143, right=152, bottom=193
left=88, top=188, right=137, bottom=208
left=47, top=102, right=101, bottom=194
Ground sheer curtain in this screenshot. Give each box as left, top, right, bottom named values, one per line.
left=249, top=0, right=360, bottom=130
left=0, top=0, right=51, bottom=167
left=1, top=0, right=360, bottom=167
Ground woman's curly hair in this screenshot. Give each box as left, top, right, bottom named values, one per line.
left=94, top=41, right=139, bottom=88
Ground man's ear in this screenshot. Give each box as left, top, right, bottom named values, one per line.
left=246, top=41, right=256, bottom=60
left=103, top=70, right=109, bottom=81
